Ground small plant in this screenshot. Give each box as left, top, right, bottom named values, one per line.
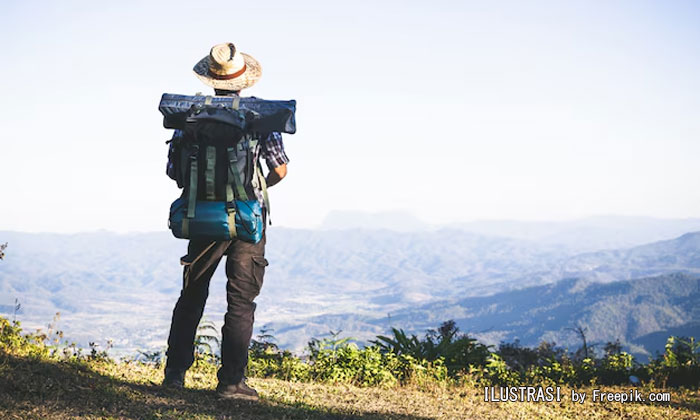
left=88, top=340, right=114, bottom=362
left=0, top=316, right=26, bottom=350
left=484, top=353, right=519, bottom=385
left=598, top=351, right=633, bottom=385
left=372, top=321, right=491, bottom=375
left=250, top=324, right=279, bottom=354
left=372, top=328, right=423, bottom=358
left=567, top=325, right=594, bottom=361
left=194, top=318, right=220, bottom=365
left=652, top=336, right=700, bottom=387
left=248, top=326, right=310, bottom=382
left=135, top=349, right=165, bottom=366
left=308, top=330, right=355, bottom=357
left=12, top=298, right=21, bottom=323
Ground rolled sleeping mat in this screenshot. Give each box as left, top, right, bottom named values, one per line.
left=159, top=93, right=296, bottom=134
left=169, top=198, right=264, bottom=243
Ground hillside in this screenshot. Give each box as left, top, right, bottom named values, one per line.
left=1, top=228, right=699, bottom=354
left=266, top=272, right=700, bottom=359
left=379, top=272, right=700, bottom=358
left=2, top=320, right=698, bottom=420
left=0, top=228, right=572, bottom=352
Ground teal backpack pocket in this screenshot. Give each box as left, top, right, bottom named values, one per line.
left=169, top=198, right=264, bottom=243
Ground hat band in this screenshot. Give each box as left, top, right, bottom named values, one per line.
left=208, top=64, right=247, bottom=80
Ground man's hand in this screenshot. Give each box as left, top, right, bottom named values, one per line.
left=266, top=163, right=287, bottom=187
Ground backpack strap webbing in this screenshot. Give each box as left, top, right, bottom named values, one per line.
left=225, top=146, right=238, bottom=238
left=183, top=145, right=199, bottom=237
left=226, top=202, right=236, bottom=238
left=227, top=145, right=249, bottom=201
left=255, top=162, right=270, bottom=224
left=247, top=137, right=258, bottom=206
left=205, top=146, right=216, bottom=200
left=186, top=147, right=199, bottom=219
left=248, top=134, right=271, bottom=224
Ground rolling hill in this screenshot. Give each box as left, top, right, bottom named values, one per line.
left=0, top=224, right=698, bottom=358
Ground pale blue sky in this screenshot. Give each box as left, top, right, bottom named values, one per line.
left=1, top=0, right=699, bottom=232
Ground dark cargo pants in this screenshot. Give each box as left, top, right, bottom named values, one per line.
left=165, top=234, right=268, bottom=385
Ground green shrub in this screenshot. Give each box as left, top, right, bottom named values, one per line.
left=2, top=315, right=699, bottom=390
left=598, top=352, right=633, bottom=385
left=574, top=357, right=596, bottom=385
left=248, top=347, right=311, bottom=382
left=0, top=316, right=27, bottom=351
left=248, top=334, right=446, bottom=388
left=311, top=344, right=397, bottom=386
left=650, top=336, right=700, bottom=387
left=484, top=353, right=521, bottom=385
left=373, top=321, right=491, bottom=376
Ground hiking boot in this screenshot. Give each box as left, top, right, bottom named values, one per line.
left=216, top=379, right=259, bottom=401
left=162, top=368, right=185, bottom=389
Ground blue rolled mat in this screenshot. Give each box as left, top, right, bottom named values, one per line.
left=169, top=198, right=264, bottom=243
left=159, top=93, right=296, bottom=134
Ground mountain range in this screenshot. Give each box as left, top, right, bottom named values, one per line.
left=1, top=215, right=699, bottom=360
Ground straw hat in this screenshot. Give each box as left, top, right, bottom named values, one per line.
left=193, top=43, right=262, bottom=91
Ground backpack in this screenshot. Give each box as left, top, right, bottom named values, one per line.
left=166, top=96, right=269, bottom=243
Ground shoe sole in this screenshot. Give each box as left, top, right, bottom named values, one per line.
left=217, top=392, right=259, bottom=401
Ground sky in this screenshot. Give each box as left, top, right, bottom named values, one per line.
left=0, top=0, right=699, bottom=232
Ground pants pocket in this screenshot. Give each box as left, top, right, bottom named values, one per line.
left=251, top=255, right=268, bottom=289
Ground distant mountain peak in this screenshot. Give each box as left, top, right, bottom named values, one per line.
left=677, top=231, right=700, bottom=242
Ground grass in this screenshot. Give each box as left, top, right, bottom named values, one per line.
left=1, top=344, right=699, bottom=420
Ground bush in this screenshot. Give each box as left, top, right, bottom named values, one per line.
left=310, top=344, right=397, bottom=386
left=484, top=353, right=521, bottom=385
left=373, top=321, right=491, bottom=376
left=0, top=316, right=27, bottom=351
left=598, top=352, right=633, bottom=385
left=248, top=347, right=311, bottom=382
left=3, top=315, right=699, bottom=390
left=248, top=333, right=447, bottom=388
left=649, top=336, right=700, bottom=387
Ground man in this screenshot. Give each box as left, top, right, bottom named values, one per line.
left=162, top=42, right=288, bottom=401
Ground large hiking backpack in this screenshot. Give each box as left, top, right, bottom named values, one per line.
left=166, top=96, right=269, bottom=243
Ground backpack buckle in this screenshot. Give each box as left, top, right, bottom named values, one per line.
left=189, top=144, right=199, bottom=157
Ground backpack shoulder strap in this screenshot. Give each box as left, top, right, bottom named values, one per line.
left=248, top=132, right=271, bottom=223
left=186, top=145, right=199, bottom=219
left=256, top=161, right=270, bottom=224
left=227, top=145, right=249, bottom=201
left=205, top=146, right=216, bottom=200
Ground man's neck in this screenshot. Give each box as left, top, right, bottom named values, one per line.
left=214, top=88, right=241, bottom=97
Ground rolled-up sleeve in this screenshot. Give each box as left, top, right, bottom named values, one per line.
left=260, top=131, right=289, bottom=168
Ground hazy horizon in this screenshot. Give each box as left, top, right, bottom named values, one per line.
left=2, top=212, right=700, bottom=236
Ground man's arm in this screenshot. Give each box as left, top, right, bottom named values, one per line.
left=260, top=132, right=289, bottom=187
left=266, top=163, right=287, bottom=187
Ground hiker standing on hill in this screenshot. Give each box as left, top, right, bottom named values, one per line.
left=162, top=43, right=289, bottom=401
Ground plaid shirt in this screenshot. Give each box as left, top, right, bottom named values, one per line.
left=250, top=131, right=288, bottom=208
left=259, top=131, right=289, bottom=169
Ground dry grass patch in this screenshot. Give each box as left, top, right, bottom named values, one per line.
left=1, top=346, right=699, bottom=420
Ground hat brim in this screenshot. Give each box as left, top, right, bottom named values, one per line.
left=193, top=52, right=262, bottom=91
